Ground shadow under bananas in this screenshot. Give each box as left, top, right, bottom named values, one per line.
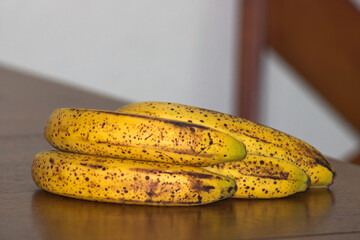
left=31, top=189, right=334, bottom=240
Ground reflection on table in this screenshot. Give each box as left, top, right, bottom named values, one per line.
left=31, top=188, right=333, bottom=240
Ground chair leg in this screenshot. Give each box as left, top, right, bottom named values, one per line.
left=236, top=0, right=267, bottom=122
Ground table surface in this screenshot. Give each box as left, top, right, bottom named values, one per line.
left=1, top=65, right=360, bottom=240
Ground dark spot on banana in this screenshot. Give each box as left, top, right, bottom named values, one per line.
left=146, top=190, right=156, bottom=197
left=279, top=171, right=290, bottom=179
left=79, top=163, right=103, bottom=169
left=130, top=168, right=215, bottom=179
left=207, top=133, right=213, bottom=145
left=192, top=180, right=215, bottom=193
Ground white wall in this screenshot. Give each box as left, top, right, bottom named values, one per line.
left=260, top=50, right=359, bottom=160
left=0, top=0, right=238, bottom=114
left=0, top=1, right=358, bottom=161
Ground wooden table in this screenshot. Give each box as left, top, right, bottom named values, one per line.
left=1, top=66, right=360, bottom=240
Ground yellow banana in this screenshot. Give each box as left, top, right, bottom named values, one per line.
left=117, top=101, right=335, bottom=187
left=32, top=150, right=237, bottom=206
left=44, top=108, right=246, bottom=167
left=204, top=155, right=310, bottom=198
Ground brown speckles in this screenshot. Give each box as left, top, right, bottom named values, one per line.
left=207, top=133, right=213, bottom=145
left=146, top=190, right=156, bottom=197
left=117, top=102, right=334, bottom=187
left=191, top=179, right=216, bottom=193
left=44, top=108, right=244, bottom=167
left=32, top=150, right=235, bottom=205
left=80, top=163, right=103, bottom=169
left=130, top=168, right=216, bottom=180
left=204, top=154, right=310, bottom=198
left=279, top=171, right=290, bottom=179
left=227, top=186, right=234, bottom=193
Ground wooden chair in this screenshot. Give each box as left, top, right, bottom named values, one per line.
left=237, top=0, right=360, bottom=164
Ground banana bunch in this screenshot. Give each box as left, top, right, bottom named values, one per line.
left=117, top=101, right=336, bottom=188
left=32, top=101, right=335, bottom=205
left=33, top=108, right=244, bottom=206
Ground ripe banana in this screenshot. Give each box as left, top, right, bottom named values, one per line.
left=204, top=155, right=310, bottom=198
left=117, top=101, right=336, bottom=187
left=32, top=150, right=237, bottom=206
left=44, top=108, right=246, bottom=167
